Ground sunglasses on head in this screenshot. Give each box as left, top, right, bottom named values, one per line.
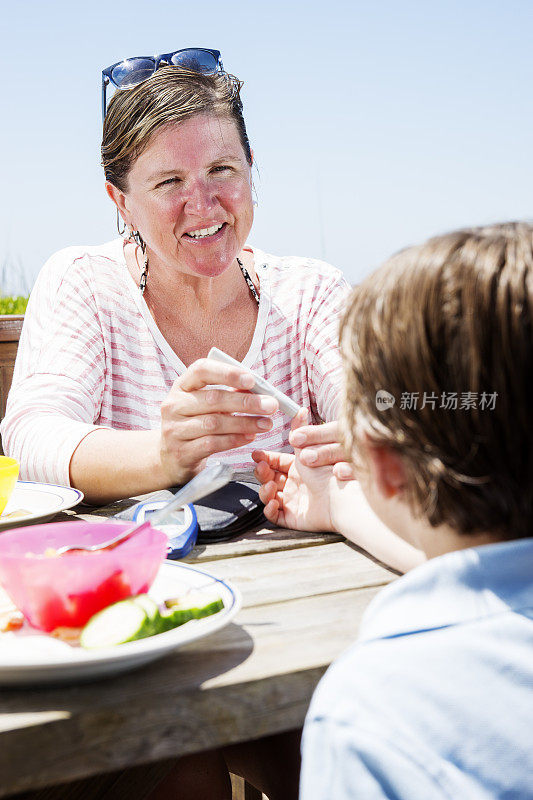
left=101, top=47, right=223, bottom=120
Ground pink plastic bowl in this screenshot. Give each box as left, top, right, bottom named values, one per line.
left=0, top=521, right=167, bottom=632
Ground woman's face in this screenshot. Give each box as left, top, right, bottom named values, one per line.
left=114, top=114, right=254, bottom=279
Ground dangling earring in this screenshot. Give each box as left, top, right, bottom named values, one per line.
left=116, top=209, right=126, bottom=236
left=121, top=222, right=149, bottom=294
left=123, top=224, right=138, bottom=242
left=132, top=229, right=149, bottom=295
left=138, top=245, right=149, bottom=295
left=131, top=229, right=144, bottom=248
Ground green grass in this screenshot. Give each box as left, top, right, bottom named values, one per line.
left=0, top=296, right=29, bottom=315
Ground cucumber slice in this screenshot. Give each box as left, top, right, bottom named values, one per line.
left=162, top=592, right=225, bottom=629
left=80, top=596, right=154, bottom=649
left=80, top=592, right=225, bottom=648
left=132, top=595, right=160, bottom=633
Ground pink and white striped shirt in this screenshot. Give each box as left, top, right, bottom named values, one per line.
left=1, top=239, right=350, bottom=486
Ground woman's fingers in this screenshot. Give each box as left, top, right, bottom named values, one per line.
left=289, top=419, right=352, bottom=470
left=290, top=407, right=310, bottom=432
left=298, top=441, right=346, bottom=467
left=159, top=357, right=284, bottom=483
left=177, top=358, right=256, bottom=393
left=191, top=432, right=257, bottom=460
left=164, top=386, right=279, bottom=418
left=161, top=381, right=280, bottom=457
left=333, top=462, right=356, bottom=481
left=162, top=431, right=258, bottom=469
left=289, top=419, right=341, bottom=448
left=165, top=412, right=274, bottom=442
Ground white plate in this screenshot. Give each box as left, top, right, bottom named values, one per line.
left=0, top=481, right=84, bottom=531
left=0, top=562, right=241, bottom=685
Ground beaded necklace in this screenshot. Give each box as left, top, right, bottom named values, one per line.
left=137, top=248, right=260, bottom=306
left=236, top=257, right=260, bottom=305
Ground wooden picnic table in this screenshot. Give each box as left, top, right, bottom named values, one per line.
left=0, top=492, right=397, bottom=799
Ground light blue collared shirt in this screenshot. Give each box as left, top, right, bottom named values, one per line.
left=300, top=539, right=533, bottom=799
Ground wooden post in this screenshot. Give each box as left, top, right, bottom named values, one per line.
left=0, top=315, right=24, bottom=454
left=230, top=773, right=264, bottom=800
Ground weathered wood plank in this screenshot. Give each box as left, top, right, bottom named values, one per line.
left=0, top=584, right=381, bottom=797
left=190, top=527, right=345, bottom=561
left=193, top=540, right=395, bottom=607
left=1, top=760, right=177, bottom=800
left=0, top=316, right=24, bottom=343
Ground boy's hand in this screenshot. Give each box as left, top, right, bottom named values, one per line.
left=288, top=420, right=355, bottom=480
left=252, top=450, right=336, bottom=531
left=252, top=409, right=338, bottom=531
left=254, top=411, right=425, bottom=573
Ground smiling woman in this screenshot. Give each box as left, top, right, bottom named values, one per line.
left=109, top=115, right=254, bottom=287
left=0, top=52, right=350, bottom=800
left=1, top=58, right=349, bottom=508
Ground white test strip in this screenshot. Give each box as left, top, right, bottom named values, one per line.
left=207, top=347, right=301, bottom=419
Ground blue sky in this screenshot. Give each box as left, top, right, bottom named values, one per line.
left=1, top=0, right=532, bottom=293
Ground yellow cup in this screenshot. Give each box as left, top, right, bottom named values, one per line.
left=0, top=457, right=19, bottom=516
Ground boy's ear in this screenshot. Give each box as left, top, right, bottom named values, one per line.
left=363, top=435, right=407, bottom=500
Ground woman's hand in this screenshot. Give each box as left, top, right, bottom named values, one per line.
left=288, top=419, right=355, bottom=480
left=160, top=358, right=279, bottom=485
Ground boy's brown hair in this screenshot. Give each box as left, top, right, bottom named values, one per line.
left=340, top=221, right=533, bottom=540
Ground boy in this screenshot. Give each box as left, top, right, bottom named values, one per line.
left=253, top=222, right=533, bottom=798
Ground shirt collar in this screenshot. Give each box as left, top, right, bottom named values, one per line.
left=358, top=538, right=533, bottom=643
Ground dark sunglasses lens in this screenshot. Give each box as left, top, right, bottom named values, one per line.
left=111, top=58, right=156, bottom=88
left=170, top=49, right=219, bottom=73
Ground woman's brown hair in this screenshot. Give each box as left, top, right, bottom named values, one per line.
left=340, top=221, right=533, bottom=539
left=101, top=66, right=252, bottom=192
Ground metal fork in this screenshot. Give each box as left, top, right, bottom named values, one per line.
left=54, top=463, right=234, bottom=555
